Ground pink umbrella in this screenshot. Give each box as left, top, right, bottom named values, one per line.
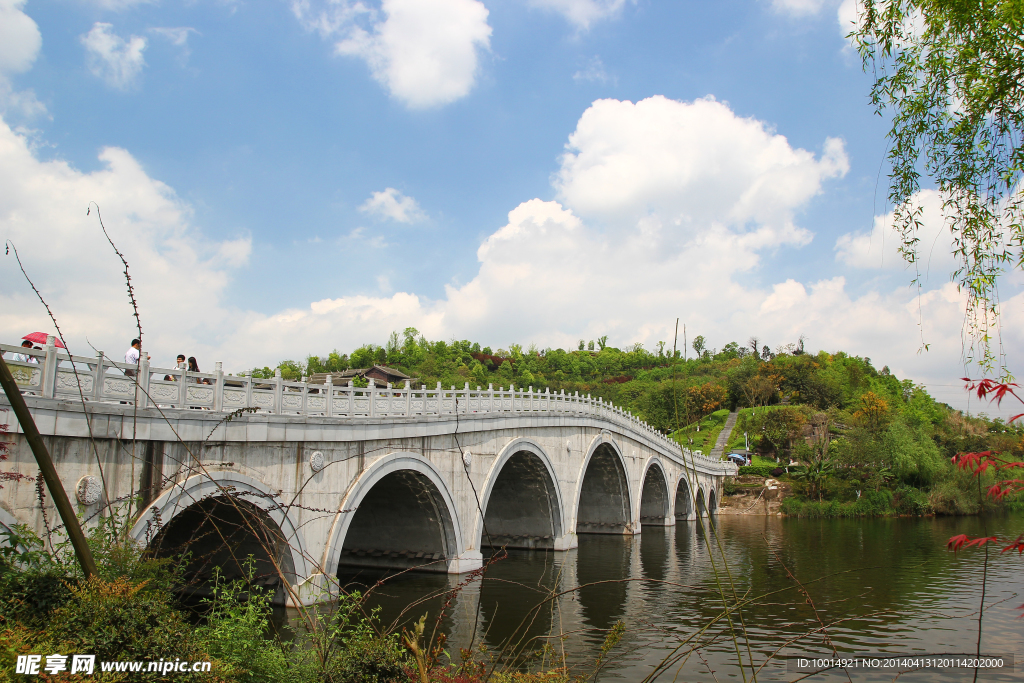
left=22, top=332, right=65, bottom=349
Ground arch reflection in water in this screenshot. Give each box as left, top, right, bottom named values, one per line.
left=482, top=451, right=562, bottom=551
left=639, top=462, right=670, bottom=526
left=338, top=470, right=456, bottom=573
left=149, top=496, right=295, bottom=603
left=576, top=444, right=631, bottom=534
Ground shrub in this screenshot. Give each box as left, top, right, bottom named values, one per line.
left=854, top=490, right=893, bottom=516
left=770, top=468, right=784, bottom=477
left=45, top=577, right=209, bottom=681
left=928, top=480, right=981, bottom=515
left=197, top=566, right=293, bottom=683
left=738, top=465, right=774, bottom=477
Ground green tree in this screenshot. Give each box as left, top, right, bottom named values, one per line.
left=853, top=0, right=1024, bottom=372
left=692, top=335, right=706, bottom=358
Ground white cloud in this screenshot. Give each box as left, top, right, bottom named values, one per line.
left=0, top=118, right=250, bottom=367
left=554, top=96, right=848, bottom=239
left=87, top=0, right=155, bottom=9
left=0, top=0, right=44, bottom=117
left=81, top=23, right=147, bottom=90
left=151, top=26, right=199, bottom=48
left=359, top=187, right=426, bottom=223
left=0, top=0, right=40, bottom=75
left=771, top=0, right=827, bottom=16
left=834, top=189, right=958, bottom=281
left=573, top=56, right=614, bottom=84
left=530, top=0, right=630, bottom=30
left=293, top=0, right=491, bottom=109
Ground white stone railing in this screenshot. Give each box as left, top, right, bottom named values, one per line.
left=2, top=338, right=735, bottom=474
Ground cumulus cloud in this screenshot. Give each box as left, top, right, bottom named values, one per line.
left=0, top=118, right=249, bottom=366
left=554, top=96, right=848, bottom=240
left=834, top=189, right=957, bottom=281
left=293, top=0, right=491, bottom=109
left=81, top=23, right=147, bottom=90
left=359, top=187, right=426, bottom=223
left=0, top=0, right=45, bottom=117
left=530, top=0, right=631, bottom=29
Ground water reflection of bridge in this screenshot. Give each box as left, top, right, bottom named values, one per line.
left=351, top=522, right=724, bottom=667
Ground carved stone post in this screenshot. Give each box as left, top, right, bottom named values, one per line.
left=325, top=373, right=334, bottom=417
left=93, top=350, right=105, bottom=400
left=41, top=336, right=57, bottom=399
left=213, top=361, right=224, bottom=411
left=273, top=368, right=283, bottom=414
left=244, top=370, right=253, bottom=408
left=138, top=352, right=150, bottom=409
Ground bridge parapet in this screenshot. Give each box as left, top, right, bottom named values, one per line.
left=2, top=340, right=732, bottom=474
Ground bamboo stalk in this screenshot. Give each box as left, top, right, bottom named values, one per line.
left=0, top=355, right=97, bottom=578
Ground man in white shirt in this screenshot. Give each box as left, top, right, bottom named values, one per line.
left=124, top=339, right=150, bottom=377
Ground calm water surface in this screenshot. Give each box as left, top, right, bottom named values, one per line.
left=325, top=514, right=1023, bottom=681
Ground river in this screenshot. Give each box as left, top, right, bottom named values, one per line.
left=324, top=513, right=1022, bottom=681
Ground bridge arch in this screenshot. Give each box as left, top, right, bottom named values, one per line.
left=476, top=437, right=565, bottom=551
left=324, top=452, right=464, bottom=575
left=708, top=488, right=718, bottom=516
left=573, top=435, right=634, bottom=534
left=695, top=486, right=707, bottom=517
left=129, top=471, right=310, bottom=602
left=674, top=477, right=693, bottom=520
left=639, top=457, right=670, bottom=526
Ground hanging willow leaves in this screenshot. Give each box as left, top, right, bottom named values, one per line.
left=851, top=0, right=1024, bottom=375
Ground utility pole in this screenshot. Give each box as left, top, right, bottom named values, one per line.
left=673, top=318, right=679, bottom=359
left=0, top=356, right=96, bottom=578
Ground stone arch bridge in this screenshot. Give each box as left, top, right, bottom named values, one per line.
left=0, top=341, right=735, bottom=605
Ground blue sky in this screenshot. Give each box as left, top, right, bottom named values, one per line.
left=1, top=0, right=1020, bottom=415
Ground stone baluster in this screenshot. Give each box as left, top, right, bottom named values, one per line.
left=436, top=382, right=443, bottom=414
left=213, top=361, right=224, bottom=411
left=41, top=335, right=58, bottom=399
left=405, top=380, right=412, bottom=415
left=463, top=382, right=470, bottom=413
left=93, top=351, right=105, bottom=400
left=178, top=361, right=188, bottom=408
left=273, top=368, right=283, bottom=414
left=138, top=351, right=150, bottom=409
left=242, top=370, right=252, bottom=409
left=325, top=374, right=334, bottom=417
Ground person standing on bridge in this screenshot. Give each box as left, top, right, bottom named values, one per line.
left=9, top=340, right=38, bottom=364
left=188, top=357, right=211, bottom=385
left=124, top=339, right=149, bottom=378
